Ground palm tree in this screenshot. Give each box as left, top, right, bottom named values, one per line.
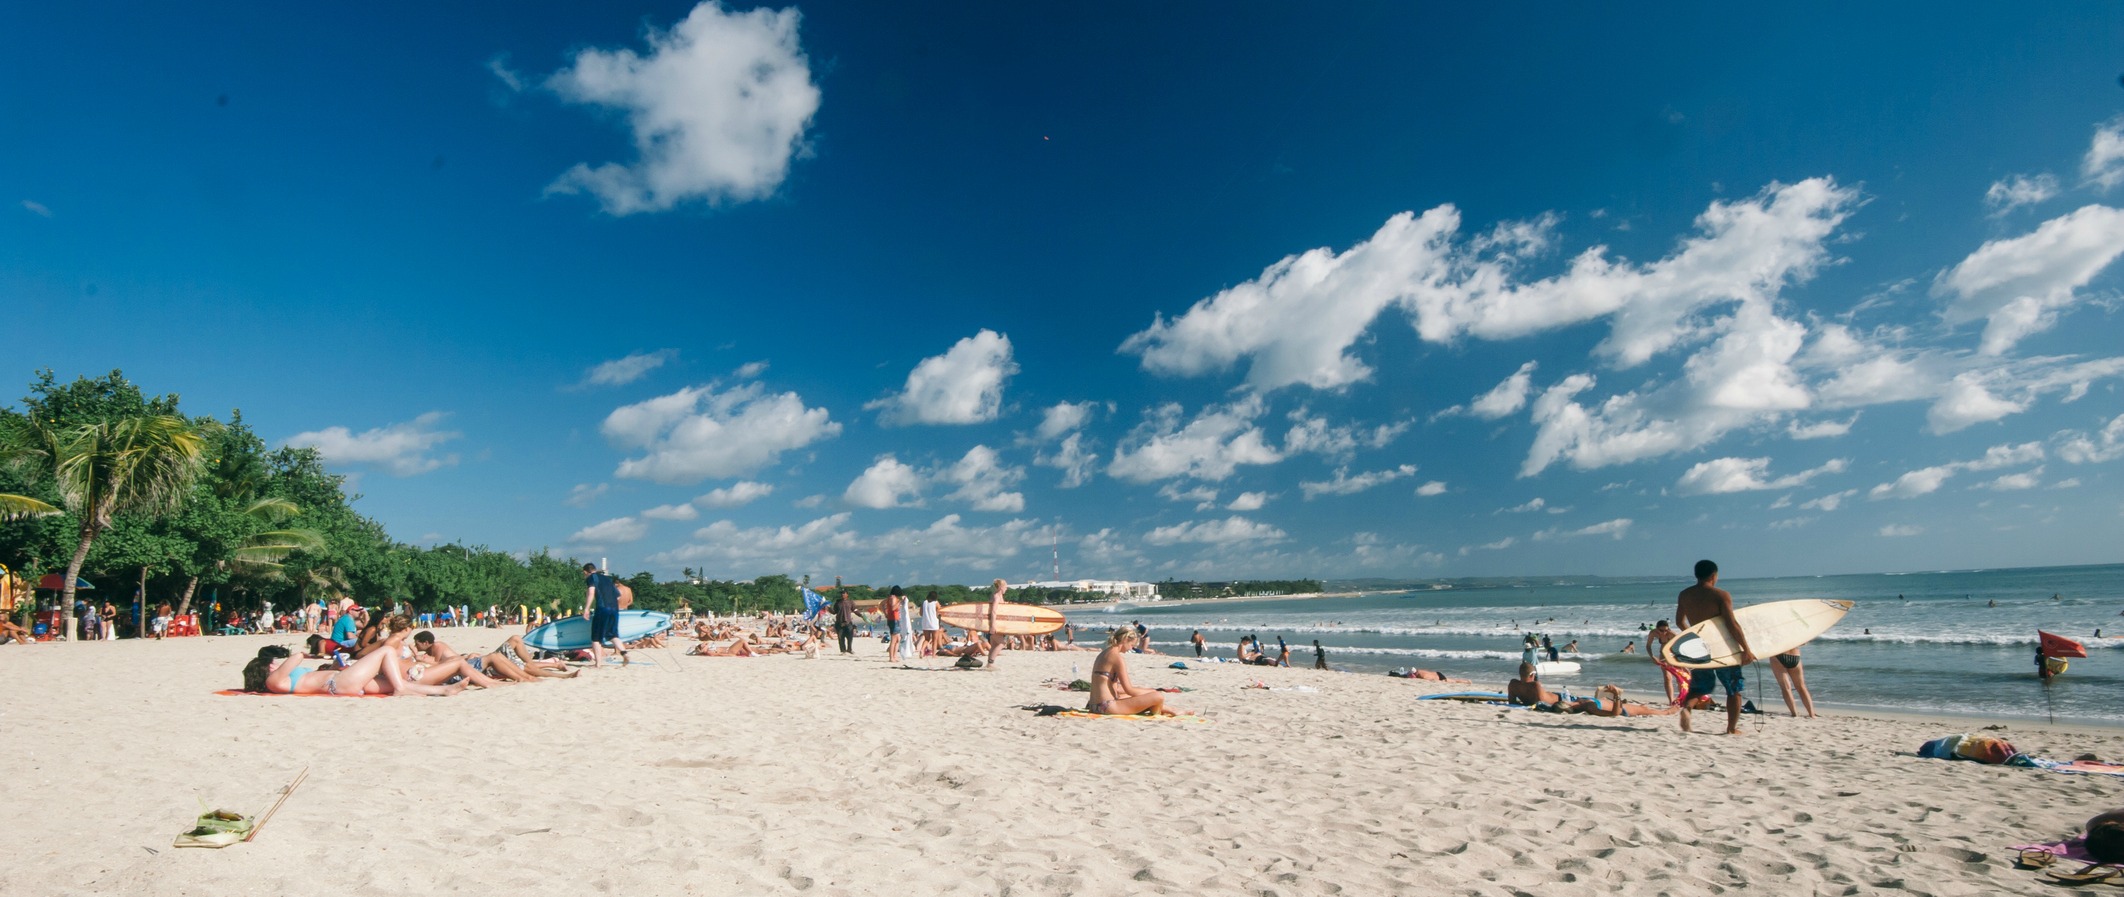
left=43, top=416, right=210, bottom=639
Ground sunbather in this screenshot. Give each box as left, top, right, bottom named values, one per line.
left=1505, top=663, right=1573, bottom=706
left=1086, top=628, right=1178, bottom=716
left=242, top=639, right=463, bottom=696
left=1555, top=684, right=1679, bottom=717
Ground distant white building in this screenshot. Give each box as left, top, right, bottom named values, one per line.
left=1024, top=579, right=1160, bottom=601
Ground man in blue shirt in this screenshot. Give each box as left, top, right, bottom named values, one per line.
left=582, top=563, right=627, bottom=667
left=331, top=598, right=360, bottom=645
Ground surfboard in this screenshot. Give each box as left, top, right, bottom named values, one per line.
left=1417, top=691, right=1513, bottom=702
left=933, top=601, right=1067, bottom=636
left=1535, top=661, right=1580, bottom=676
left=1658, top=598, right=1853, bottom=670
left=520, top=610, right=673, bottom=652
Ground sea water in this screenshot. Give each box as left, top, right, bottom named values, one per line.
left=1088, top=563, right=2124, bottom=725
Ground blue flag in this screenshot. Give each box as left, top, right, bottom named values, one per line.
left=801, top=587, right=830, bottom=620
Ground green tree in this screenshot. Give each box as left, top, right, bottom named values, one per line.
left=33, top=415, right=211, bottom=638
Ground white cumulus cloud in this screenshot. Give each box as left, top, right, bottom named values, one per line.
left=582, top=349, right=676, bottom=387
left=1985, top=174, right=2059, bottom=215
left=1121, top=206, right=1464, bottom=391
left=285, top=411, right=461, bottom=476
left=647, top=513, right=857, bottom=573
left=603, top=383, right=839, bottom=484
left=1143, top=516, right=1289, bottom=546
left=640, top=503, right=699, bottom=521
left=1108, top=396, right=1283, bottom=482
left=695, top=480, right=774, bottom=508
left=1469, top=361, right=1539, bottom=419
left=2057, top=413, right=2124, bottom=464
left=1415, top=480, right=1448, bottom=496
left=570, top=516, right=649, bottom=544
left=1800, top=489, right=1856, bottom=512
left=1933, top=205, right=2124, bottom=355
left=868, top=330, right=1017, bottom=425
left=1869, top=441, right=2045, bottom=500
left=544, top=2, right=820, bottom=214
left=1674, top=457, right=1848, bottom=495
left=939, top=445, right=1025, bottom=512
left=1787, top=414, right=1859, bottom=440
left=843, top=456, right=924, bottom=509
left=565, top=483, right=609, bottom=508
left=1879, top=524, right=1924, bottom=537
left=1300, top=464, right=1417, bottom=499
left=1532, top=518, right=1633, bottom=541
left=1226, top=491, right=1269, bottom=511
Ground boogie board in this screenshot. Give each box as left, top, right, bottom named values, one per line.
left=1535, top=661, right=1580, bottom=676
left=934, top=601, right=1067, bottom=636
left=1659, top=599, right=1852, bottom=670
left=521, top=610, right=673, bottom=652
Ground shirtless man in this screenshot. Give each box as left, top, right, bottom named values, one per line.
left=1675, top=559, right=1755, bottom=735
left=1504, top=662, right=1571, bottom=706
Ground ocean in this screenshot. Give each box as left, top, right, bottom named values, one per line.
left=1076, top=563, right=2124, bottom=725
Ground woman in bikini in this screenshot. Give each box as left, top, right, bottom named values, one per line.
left=1086, top=628, right=1177, bottom=716
left=241, top=638, right=464, bottom=696
left=1559, top=684, right=1678, bottom=717
left=1768, top=647, right=1817, bottom=718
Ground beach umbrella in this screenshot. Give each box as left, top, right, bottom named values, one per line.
left=37, top=574, right=92, bottom=591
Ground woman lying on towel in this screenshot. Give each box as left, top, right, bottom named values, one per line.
left=1551, top=684, right=1678, bottom=717
left=241, top=640, right=465, bottom=697
left=1086, top=628, right=1180, bottom=717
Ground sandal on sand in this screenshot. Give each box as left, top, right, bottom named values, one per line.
left=2044, top=863, right=2124, bottom=886
left=2017, top=849, right=2058, bottom=870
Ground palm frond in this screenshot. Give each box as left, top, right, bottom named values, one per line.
left=0, top=492, right=61, bottom=520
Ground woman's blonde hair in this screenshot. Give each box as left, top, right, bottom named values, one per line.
left=991, top=578, right=1008, bottom=592
left=1107, top=627, right=1136, bottom=647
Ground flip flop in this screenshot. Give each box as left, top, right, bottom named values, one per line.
left=2017, top=849, right=2059, bottom=870
left=2043, top=863, right=2124, bottom=886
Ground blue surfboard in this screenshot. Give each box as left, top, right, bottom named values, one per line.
left=521, top=610, right=673, bottom=652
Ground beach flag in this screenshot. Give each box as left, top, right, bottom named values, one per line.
left=2039, top=630, right=2088, bottom=658
left=802, top=587, right=830, bottom=621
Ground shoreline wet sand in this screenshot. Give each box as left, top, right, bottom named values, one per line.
left=3, top=629, right=2115, bottom=895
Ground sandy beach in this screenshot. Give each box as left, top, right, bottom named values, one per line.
left=3, top=629, right=2117, bottom=896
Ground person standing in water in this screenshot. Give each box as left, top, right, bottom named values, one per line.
left=1190, top=630, right=1206, bottom=657
left=1675, top=559, right=1755, bottom=735
left=1312, top=639, right=1327, bottom=670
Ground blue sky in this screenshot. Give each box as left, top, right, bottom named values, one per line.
left=6, top=2, right=2123, bottom=583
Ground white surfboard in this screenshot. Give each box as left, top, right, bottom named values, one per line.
left=1659, top=598, right=1853, bottom=670
left=1535, top=661, right=1580, bottom=676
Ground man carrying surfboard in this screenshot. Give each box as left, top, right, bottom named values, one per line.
left=1674, top=559, right=1755, bottom=735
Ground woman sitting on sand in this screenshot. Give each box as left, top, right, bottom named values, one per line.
left=241, top=640, right=464, bottom=696
left=1086, top=628, right=1178, bottom=717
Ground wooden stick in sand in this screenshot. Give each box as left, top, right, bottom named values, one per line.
left=245, top=766, right=310, bottom=843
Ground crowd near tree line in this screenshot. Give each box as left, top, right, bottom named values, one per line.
left=0, top=371, right=1322, bottom=639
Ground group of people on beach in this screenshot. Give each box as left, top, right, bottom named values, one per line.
left=1500, top=559, right=1819, bottom=732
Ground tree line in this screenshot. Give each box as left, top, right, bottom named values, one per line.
left=0, top=371, right=1317, bottom=638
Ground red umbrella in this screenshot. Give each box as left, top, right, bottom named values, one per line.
left=37, top=574, right=92, bottom=591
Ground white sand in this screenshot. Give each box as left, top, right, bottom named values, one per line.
left=2, top=630, right=2116, bottom=896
